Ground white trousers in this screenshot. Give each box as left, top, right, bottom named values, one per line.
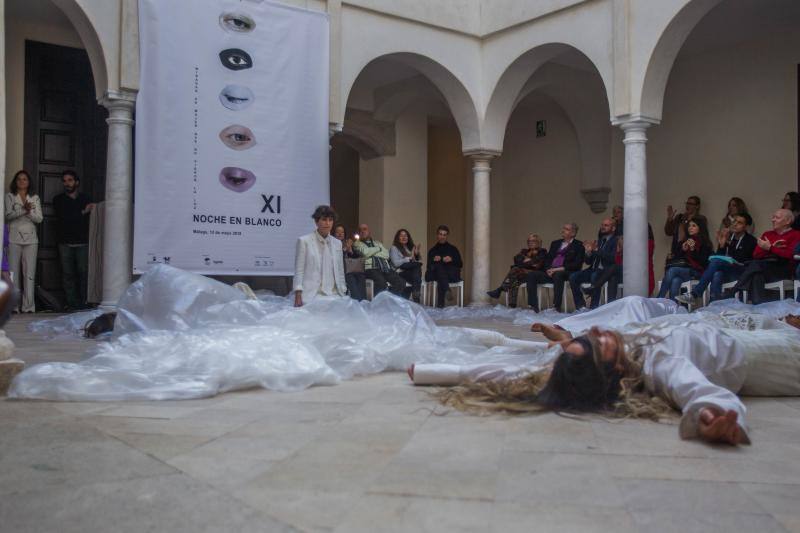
left=8, top=242, right=37, bottom=312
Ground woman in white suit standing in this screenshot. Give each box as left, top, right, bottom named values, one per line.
left=292, top=205, right=347, bottom=307
left=5, top=170, right=43, bottom=312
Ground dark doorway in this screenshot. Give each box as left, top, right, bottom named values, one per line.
left=329, top=135, right=360, bottom=236
left=23, top=40, right=107, bottom=303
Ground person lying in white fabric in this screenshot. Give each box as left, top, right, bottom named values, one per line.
left=410, top=296, right=800, bottom=446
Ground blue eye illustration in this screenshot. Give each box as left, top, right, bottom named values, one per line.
left=219, top=49, right=253, bottom=71
left=219, top=85, right=255, bottom=111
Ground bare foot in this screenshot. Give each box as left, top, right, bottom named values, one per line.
left=531, top=322, right=572, bottom=342
left=697, top=408, right=745, bottom=445
left=407, top=364, right=415, bottom=381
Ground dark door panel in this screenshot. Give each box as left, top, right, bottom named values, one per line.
left=23, top=40, right=107, bottom=300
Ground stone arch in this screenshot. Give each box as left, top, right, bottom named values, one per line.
left=482, top=43, right=613, bottom=153
left=50, top=0, right=110, bottom=98
left=639, top=0, right=724, bottom=120
left=341, top=53, right=481, bottom=152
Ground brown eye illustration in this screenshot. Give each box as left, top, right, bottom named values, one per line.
left=219, top=125, right=257, bottom=151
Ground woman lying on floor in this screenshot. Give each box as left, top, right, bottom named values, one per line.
left=409, top=306, right=800, bottom=446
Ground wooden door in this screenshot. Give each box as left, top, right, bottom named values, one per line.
left=23, top=40, right=107, bottom=302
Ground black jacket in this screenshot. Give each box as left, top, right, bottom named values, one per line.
left=716, top=233, right=756, bottom=264
left=585, top=233, right=618, bottom=270
left=427, top=242, right=463, bottom=269
left=545, top=239, right=585, bottom=272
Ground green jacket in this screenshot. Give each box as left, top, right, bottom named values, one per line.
left=353, top=238, right=390, bottom=271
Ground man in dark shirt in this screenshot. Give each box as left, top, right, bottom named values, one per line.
left=425, top=225, right=462, bottom=308
left=52, top=170, right=95, bottom=310
left=677, top=213, right=756, bottom=305
left=526, top=222, right=584, bottom=312
left=568, top=218, right=617, bottom=310
left=664, top=195, right=708, bottom=259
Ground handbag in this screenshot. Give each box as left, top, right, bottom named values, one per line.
left=664, top=257, right=689, bottom=269
left=344, top=257, right=364, bottom=274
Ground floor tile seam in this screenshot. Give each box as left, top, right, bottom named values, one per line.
left=498, top=448, right=715, bottom=460
left=0, top=470, right=188, bottom=500
left=364, top=489, right=495, bottom=504
left=612, top=475, right=800, bottom=488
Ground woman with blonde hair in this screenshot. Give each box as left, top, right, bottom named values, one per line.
left=487, top=233, right=547, bottom=307
left=4, top=170, right=43, bottom=312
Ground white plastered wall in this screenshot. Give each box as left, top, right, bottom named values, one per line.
left=358, top=111, right=428, bottom=251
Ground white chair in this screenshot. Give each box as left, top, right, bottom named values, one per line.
left=365, top=279, right=374, bottom=301
left=678, top=279, right=702, bottom=310
left=431, top=280, right=464, bottom=308
left=765, top=279, right=794, bottom=301
left=504, top=283, right=527, bottom=307
left=721, top=280, right=745, bottom=303
left=367, top=279, right=427, bottom=304
left=536, top=283, right=568, bottom=313
left=795, top=280, right=800, bottom=302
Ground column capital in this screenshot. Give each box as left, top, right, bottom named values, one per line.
left=463, top=149, right=501, bottom=161
left=611, top=113, right=660, bottom=130
left=100, top=90, right=137, bottom=126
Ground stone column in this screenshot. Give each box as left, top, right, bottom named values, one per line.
left=99, top=90, right=137, bottom=308
left=613, top=117, right=658, bottom=297
left=466, top=152, right=497, bottom=304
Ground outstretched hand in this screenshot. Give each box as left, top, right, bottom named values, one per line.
left=697, top=408, right=745, bottom=445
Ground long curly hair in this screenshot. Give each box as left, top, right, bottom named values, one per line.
left=435, top=329, right=674, bottom=421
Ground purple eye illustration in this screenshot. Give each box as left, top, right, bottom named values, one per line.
left=219, top=85, right=255, bottom=111
left=220, top=12, right=255, bottom=33
left=219, top=49, right=253, bottom=71
left=219, top=167, right=256, bottom=193
left=219, top=125, right=257, bottom=150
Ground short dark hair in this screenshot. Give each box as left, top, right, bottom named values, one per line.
left=9, top=170, right=32, bottom=195
left=436, top=225, right=450, bottom=234
left=62, top=169, right=79, bottom=182
left=734, top=213, right=753, bottom=227
left=687, top=195, right=701, bottom=206
left=311, top=205, right=337, bottom=222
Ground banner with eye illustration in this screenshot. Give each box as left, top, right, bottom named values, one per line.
left=134, top=0, right=330, bottom=275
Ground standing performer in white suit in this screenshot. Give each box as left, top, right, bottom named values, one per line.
left=293, top=205, right=347, bottom=307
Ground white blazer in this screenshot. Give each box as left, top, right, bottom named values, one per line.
left=5, top=193, right=43, bottom=245
left=293, top=231, right=347, bottom=304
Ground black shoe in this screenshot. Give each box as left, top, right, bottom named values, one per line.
left=487, top=288, right=502, bottom=299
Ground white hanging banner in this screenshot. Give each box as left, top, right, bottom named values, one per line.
left=134, top=0, right=329, bottom=275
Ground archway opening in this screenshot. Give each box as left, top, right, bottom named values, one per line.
left=646, top=0, right=800, bottom=272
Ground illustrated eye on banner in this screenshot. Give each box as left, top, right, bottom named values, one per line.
left=219, top=167, right=257, bottom=193
left=219, top=125, right=257, bottom=150
left=219, top=48, right=253, bottom=71
left=219, top=12, right=256, bottom=33
left=219, top=85, right=255, bottom=111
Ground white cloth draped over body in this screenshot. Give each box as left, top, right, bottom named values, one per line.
left=10, top=265, right=800, bottom=443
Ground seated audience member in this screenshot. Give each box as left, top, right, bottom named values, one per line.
left=718, top=197, right=751, bottom=234
left=730, top=209, right=800, bottom=304
left=526, top=223, right=584, bottom=312
left=487, top=234, right=547, bottom=307
left=390, top=228, right=423, bottom=302
left=782, top=191, right=800, bottom=230
left=353, top=223, right=406, bottom=297
left=569, top=218, right=617, bottom=310
left=333, top=223, right=367, bottom=301
left=664, top=195, right=708, bottom=259
left=677, top=213, right=756, bottom=306
left=292, top=205, right=347, bottom=307
left=656, top=218, right=712, bottom=300
left=612, top=205, right=624, bottom=236
left=426, top=225, right=463, bottom=308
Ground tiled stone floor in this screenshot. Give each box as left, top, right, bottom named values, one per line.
left=2, top=313, right=800, bottom=532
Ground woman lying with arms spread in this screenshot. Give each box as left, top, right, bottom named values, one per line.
left=409, top=296, right=800, bottom=446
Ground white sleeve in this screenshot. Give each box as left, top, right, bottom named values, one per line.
left=292, top=238, right=306, bottom=292
left=648, top=352, right=751, bottom=443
